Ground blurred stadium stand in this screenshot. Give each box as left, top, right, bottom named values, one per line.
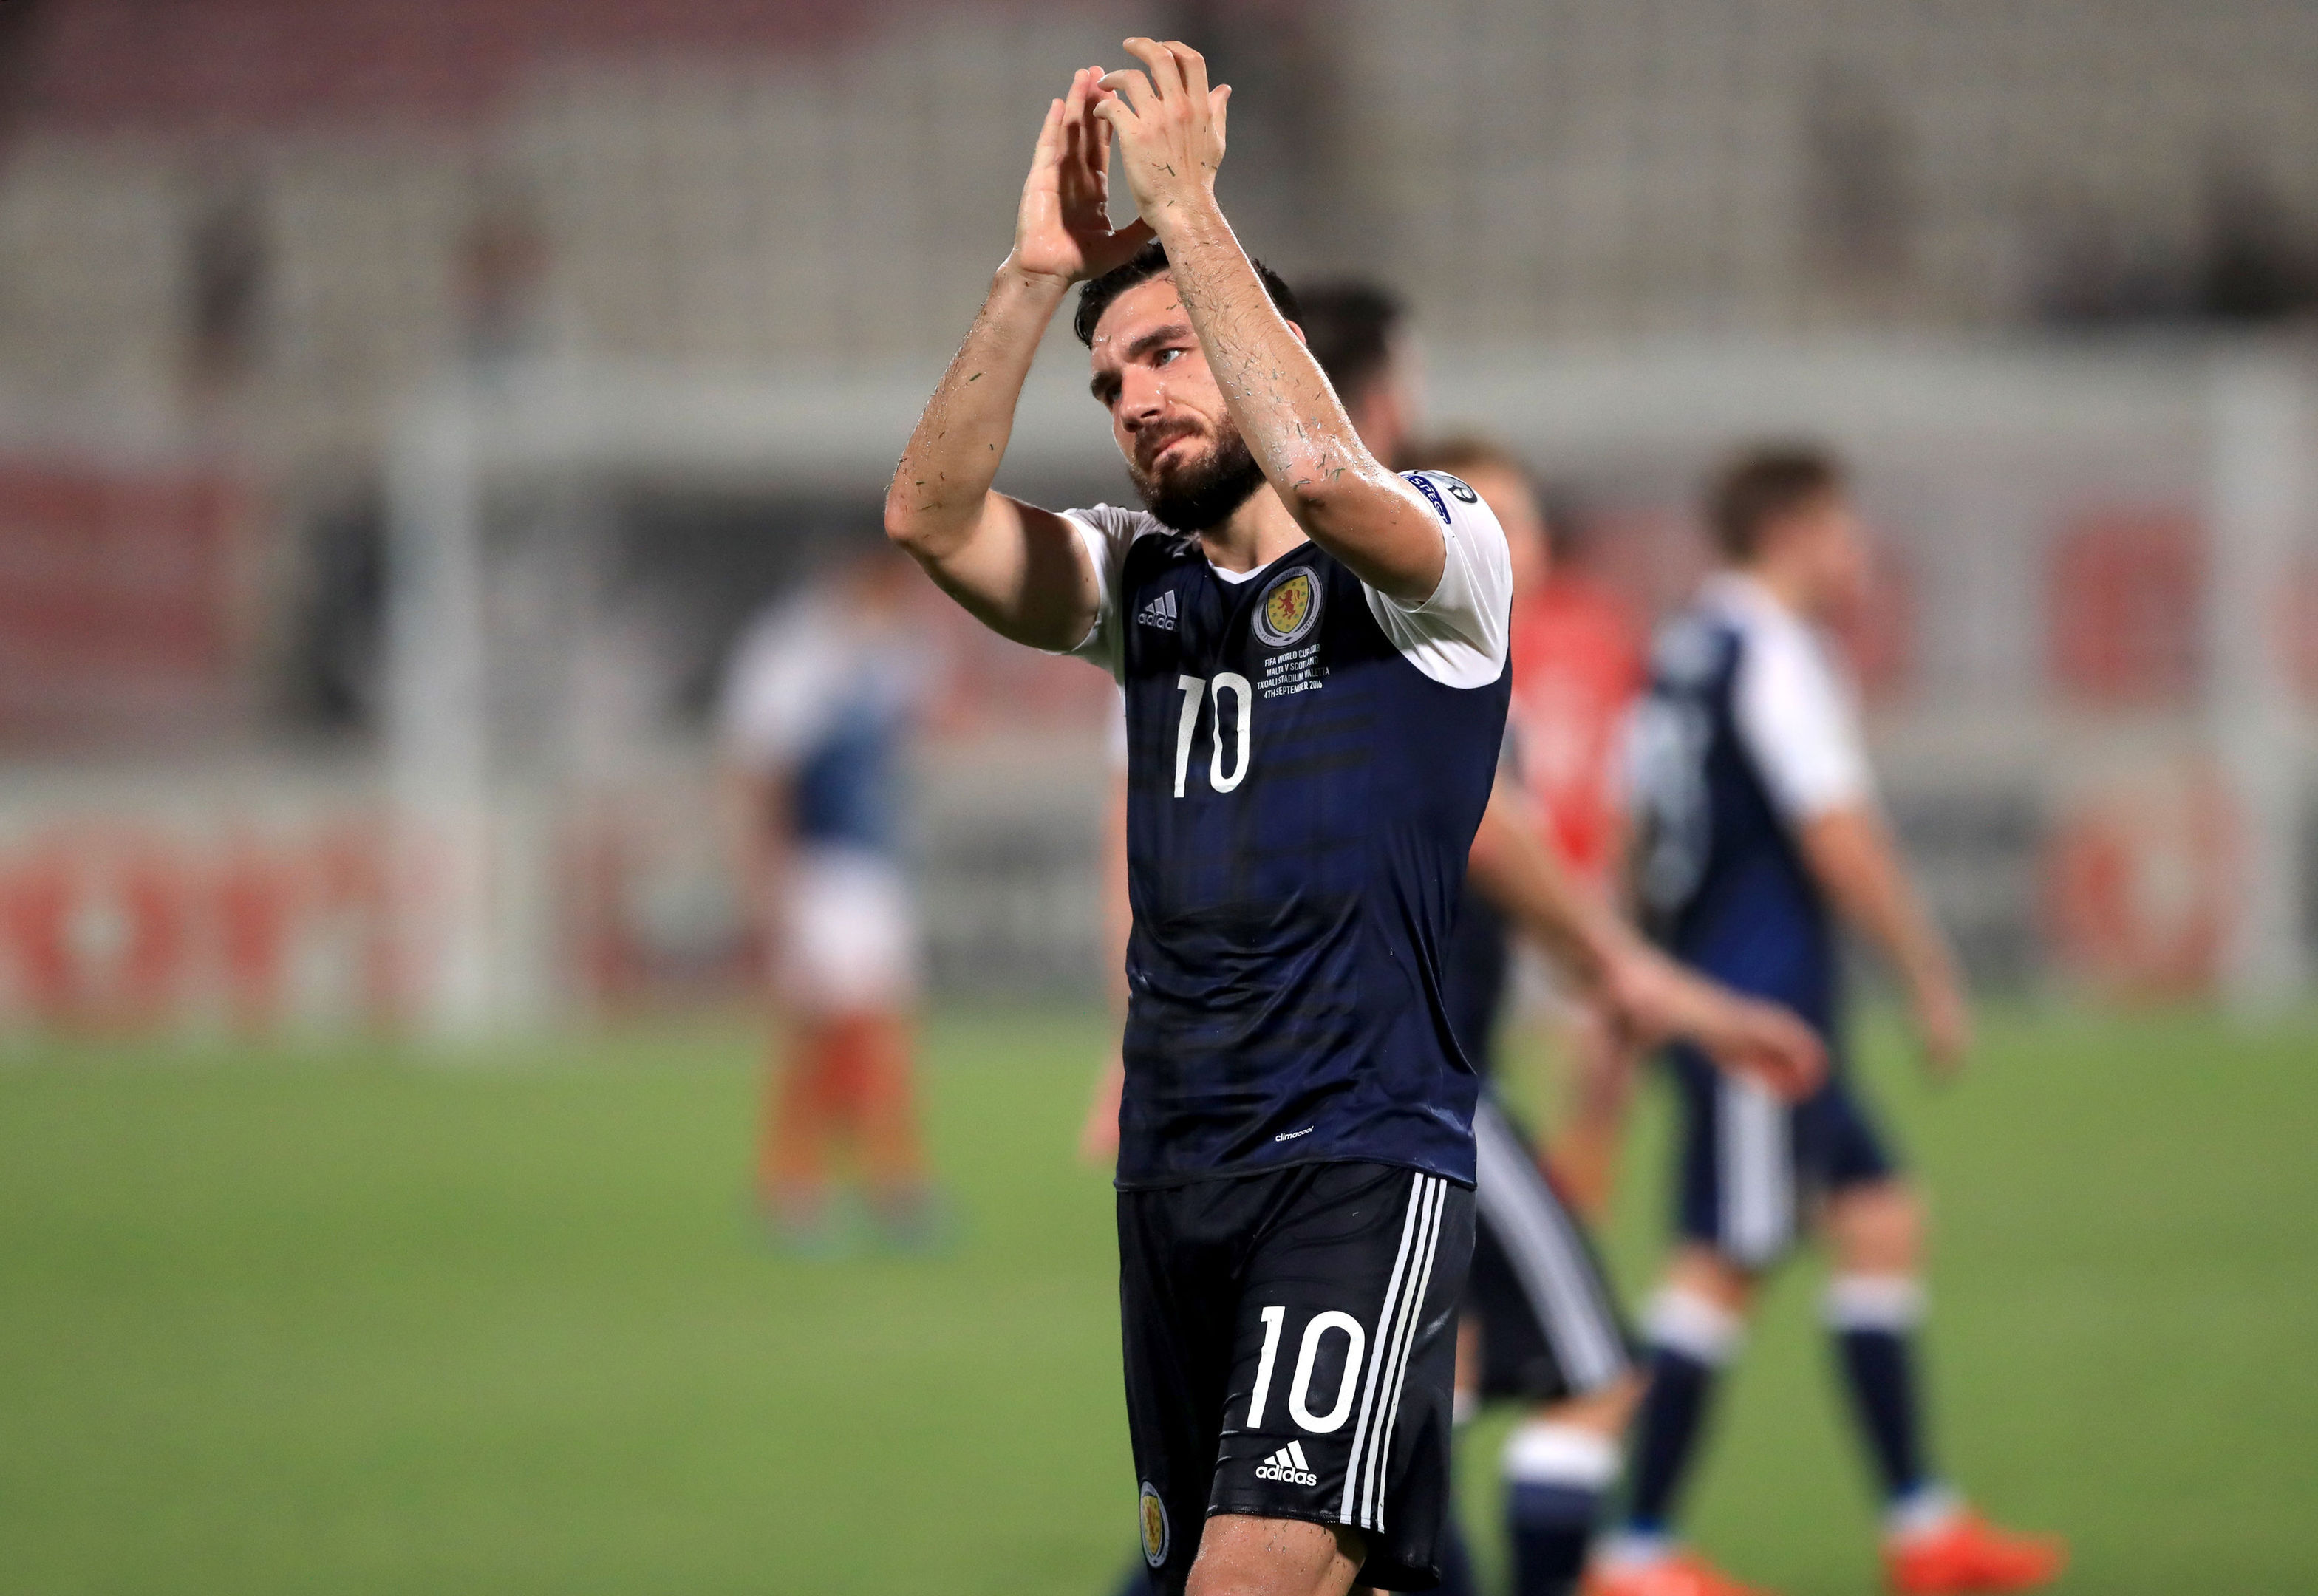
left=0, top=0, right=2312, bottom=1035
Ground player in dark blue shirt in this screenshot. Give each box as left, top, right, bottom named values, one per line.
left=1600, top=449, right=2065, bottom=1596
left=884, top=47, right=1818, bottom=1596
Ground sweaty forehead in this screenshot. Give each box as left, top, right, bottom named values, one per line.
left=1088, top=273, right=1186, bottom=365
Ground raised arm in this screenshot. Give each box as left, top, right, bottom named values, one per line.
left=884, top=69, right=1152, bottom=649
left=1093, top=40, right=1447, bottom=602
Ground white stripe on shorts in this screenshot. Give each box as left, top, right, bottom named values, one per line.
left=1473, top=1099, right=1628, bottom=1393
left=1717, top=1074, right=1793, bottom=1264
left=1366, top=1175, right=1448, bottom=1534
left=1337, top=1171, right=1445, bottom=1532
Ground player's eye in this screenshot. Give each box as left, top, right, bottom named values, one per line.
left=1153, top=347, right=1182, bottom=367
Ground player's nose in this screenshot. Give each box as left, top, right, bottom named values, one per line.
left=1117, top=376, right=1167, bottom=429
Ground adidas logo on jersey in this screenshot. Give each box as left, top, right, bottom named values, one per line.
left=1137, top=590, right=1179, bottom=631
left=1254, top=1441, right=1319, bottom=1486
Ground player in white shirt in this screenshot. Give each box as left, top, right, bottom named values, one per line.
left=718, top=545, right=944, bottom=1254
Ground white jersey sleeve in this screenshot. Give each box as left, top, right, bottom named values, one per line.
left=1362, top=471, right=1514, bottom=689
left=1731, top=612, right=1874, bottom=820
left=1060, top=504, right=1164, bottom=681
left=718, top=601, right=840, bottom=771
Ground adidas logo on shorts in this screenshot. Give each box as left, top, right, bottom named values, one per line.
left=1254, top=1440, right=1319, bottom=1487
left=1137, top=590, right=1179, bottom=631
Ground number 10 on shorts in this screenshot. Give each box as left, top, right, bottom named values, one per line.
left=1247, top=1304, right=1367, bottom=1433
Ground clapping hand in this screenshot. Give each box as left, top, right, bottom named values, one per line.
left=1091, top=38, right=1230, bottom=228
left=1012, top=65, right=1153, bottom=285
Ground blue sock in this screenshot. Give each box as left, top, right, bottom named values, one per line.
left=1626, top=1350, right=1711, bottom=1533
left=1621, top=1289, right=1741, bottom=1538
left=1504, top=1420, right=1620, bottom=1596
left=1826, top=1275, right=1931, bottom=1501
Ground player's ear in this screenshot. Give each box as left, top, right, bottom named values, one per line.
left=1284, top=319, right=1307, bottom=347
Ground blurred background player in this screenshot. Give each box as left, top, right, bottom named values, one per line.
left=1600, top=449, right=2066, bottom=1596
left=718, top=542, right=945, bottom=1255
left=1501, top=476, right=1651, bottom=1220
left=1414, top=437, right=1644, bottom=1596
left=1425, top=434, right=1654, bottom=1218
left=1295, top=280, right=1423, bottom=467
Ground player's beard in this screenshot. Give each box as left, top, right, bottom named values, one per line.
left=1128, top=417, right=1268, bottom=533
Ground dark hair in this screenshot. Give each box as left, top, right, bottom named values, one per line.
left=1708, top=445, right=1846, bottom=562
left=1073, top=237, right=1301, bottom=346
left=1293, top=280, right=1405, bottom=401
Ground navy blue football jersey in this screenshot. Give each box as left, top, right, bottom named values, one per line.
left=1068, top=474, right=1514, bottom=1188
left=1626, top=573, right=1874, bottom=1036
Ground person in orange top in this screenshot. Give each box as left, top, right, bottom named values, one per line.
left=1509, top=534, right=1646, bottom=896
left=1512, top=500, right=1651, bottom=1218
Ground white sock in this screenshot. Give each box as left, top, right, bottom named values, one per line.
left=1597, top=1530, right=1675, bottom=1569
left=1644, top=1286, right=1744, bottom=1365
left=1824, top=1273, right=1926, bottom=1332
left=1886, top=1482, right=1963, bottom=1542
left=1502, top=1418, right=1622, bottom=1489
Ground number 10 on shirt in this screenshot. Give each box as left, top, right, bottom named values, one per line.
left=1174, top=672, right=1253, bottom=797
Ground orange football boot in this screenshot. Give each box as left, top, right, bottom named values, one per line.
left=1886, top=1510, right=2068, bottom=1594
left=1582, top=1551, right=1781, bottom=1596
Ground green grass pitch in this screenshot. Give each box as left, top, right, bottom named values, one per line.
left=1, top=1005, right=2311, bottom=1595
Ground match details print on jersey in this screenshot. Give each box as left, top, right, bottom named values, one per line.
left=1167, top=567, right=1328, bottom=797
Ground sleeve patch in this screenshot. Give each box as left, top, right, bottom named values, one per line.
left=1402, top=471, right=1454, bottom=525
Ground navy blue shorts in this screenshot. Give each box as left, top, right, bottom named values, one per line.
left=1665, top=1043, right=1898, bottom=1268
left=1118, top=1162, right=1473, bottom=1592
